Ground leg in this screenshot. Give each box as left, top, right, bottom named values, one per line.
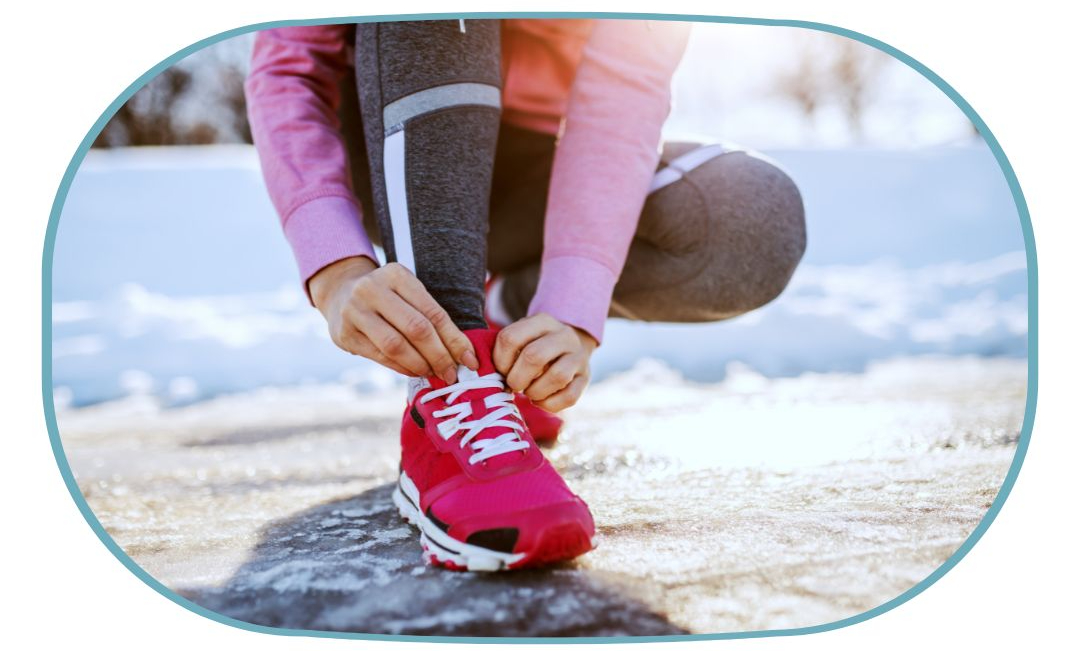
left=493, top=141, right=807, bottom=323
left=611, top=143, right=807, bottom=321
left=350, top=31, right=596, bottom=570
left=355, top=19, right=502, bottom=331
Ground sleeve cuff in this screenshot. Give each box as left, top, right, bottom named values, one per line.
left=527, top=255, right=617, bottom=345
left=282, top=194, right=380, bottom=302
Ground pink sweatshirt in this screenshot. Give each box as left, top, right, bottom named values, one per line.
left=245, top=19, right=690, bottom=343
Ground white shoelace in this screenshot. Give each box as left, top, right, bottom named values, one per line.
left=419, top=372, right=530, bottom=465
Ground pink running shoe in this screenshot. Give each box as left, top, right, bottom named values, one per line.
left=392, top=328, right=595, bottom=571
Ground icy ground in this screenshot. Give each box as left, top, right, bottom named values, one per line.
left=58, top=356, right=1025, bottom=636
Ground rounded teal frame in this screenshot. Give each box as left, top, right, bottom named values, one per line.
left=40, top=11, right=1038, bottom=643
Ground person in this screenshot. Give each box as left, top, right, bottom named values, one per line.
left=245, top=18, right=806, bottom=571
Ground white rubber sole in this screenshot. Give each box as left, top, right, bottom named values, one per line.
left=392, top=470, right=526, bottom=572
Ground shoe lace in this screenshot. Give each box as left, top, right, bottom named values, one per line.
left=419, top=372, right=530, bottom=465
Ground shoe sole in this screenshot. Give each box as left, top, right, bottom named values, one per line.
left=392, top=471, right=594, bottom=572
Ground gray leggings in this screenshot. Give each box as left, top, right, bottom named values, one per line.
left=348, top=20, right=806, bottom=330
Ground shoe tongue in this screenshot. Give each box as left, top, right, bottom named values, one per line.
left=428, top=328, right=530, bottom=468
left=425, top=328, right=501, bottom=391
left=464, top=327, right=500, bottom=376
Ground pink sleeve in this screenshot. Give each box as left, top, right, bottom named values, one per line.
left=527, top=20, right=690, bottom=344
left=244, top=25, right=378, bottom=300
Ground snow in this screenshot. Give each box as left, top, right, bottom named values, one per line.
left=50, top=143, right=1027, bottom=406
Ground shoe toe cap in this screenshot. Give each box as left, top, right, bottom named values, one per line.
left=446, top=497, right=594, bottom=557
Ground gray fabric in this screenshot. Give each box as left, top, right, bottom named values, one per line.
left=355, top=19, right=501, bottom=331
left=493, top=135, right=807, bottom=324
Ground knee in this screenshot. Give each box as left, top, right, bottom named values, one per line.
left=693, top=152, right=807, bottom=317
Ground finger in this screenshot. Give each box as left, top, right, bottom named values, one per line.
left=375, top=293, right=459, bottom=384
left=506, top=334, right=574, bottom=393
left=536, top=375, right=588, bottom=413
left=334, top=321, right=374, bottom=357
left=524, top=354, right=581, bottom=403
left=336, top=326, right=415, bottom=375
left=390, top=271, right=478, bottom=371
left=493, top=313, right=560, bottom=375
left=351, top=307, right=433, bottom=378
left=347, top=330, right=415, bottom=376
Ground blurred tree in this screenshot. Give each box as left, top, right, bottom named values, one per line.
left=219, top=66, right=253, bottom=144
left=830, top=40, right=888, bottom=140
left=772, top=34, right=890, bottom=143
left=93, top=37, right=252, bottom=148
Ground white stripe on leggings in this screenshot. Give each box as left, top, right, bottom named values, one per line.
left=384, top=129, right=416, bottom=272
left=382, top=83, right=501, bottom=137
left=648, top=143, right=742, bottom=194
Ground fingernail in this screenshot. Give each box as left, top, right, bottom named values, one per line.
left=440, top=368, right=457, bottom=385
left=462, top=351, right=479, bottom=370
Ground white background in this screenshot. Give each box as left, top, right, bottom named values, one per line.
left=3, top=1, right=1074, bottom=648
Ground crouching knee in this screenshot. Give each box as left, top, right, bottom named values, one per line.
left=692, top=152, right=807, bottom=318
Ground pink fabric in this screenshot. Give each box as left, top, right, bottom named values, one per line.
left=245, top=19, right=690, bottom=343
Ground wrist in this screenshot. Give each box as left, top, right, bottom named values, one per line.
left=309, top=255, right=378, bottom=312
left=571, top=324, right=599, bottom=352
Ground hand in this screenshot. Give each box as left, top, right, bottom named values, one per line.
left=309, top=257, right=478, bottom=382
left=493, top=313, right=598, bottom=413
